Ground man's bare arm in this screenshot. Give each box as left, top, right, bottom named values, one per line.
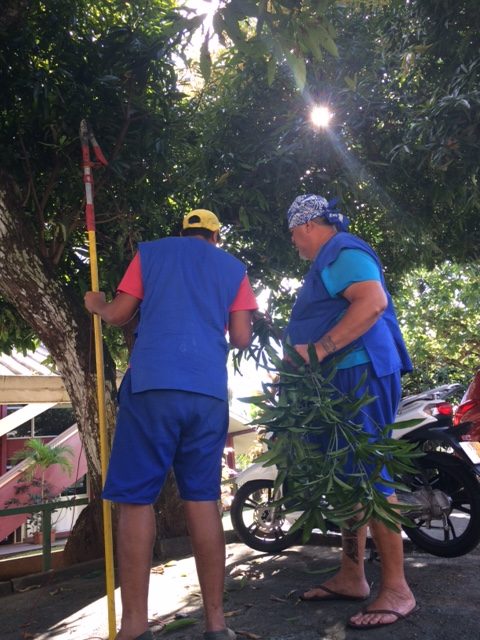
left=84, top=291, right=141, bottom=327
left=228, top=310, right=254, bottom=350
left=294, top=280, right=387, bottom=363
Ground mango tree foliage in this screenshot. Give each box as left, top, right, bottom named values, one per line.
left=339, top=0, right=480, bottom=265
left=0, top=0, right=198, bottom=558
left=181, top=0, right=480, bottom=392
left=241, top=332, right=420, bottom=536
left=188, top=0, right=480, bottom=273
left=396, top=262, right=480, bottom=393
left=199, top=0, right=391, bottom=89
left=173, top=1, right=479, bottom=308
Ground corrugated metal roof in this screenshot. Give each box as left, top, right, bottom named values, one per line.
left=0, top=346, right=58, bottom=377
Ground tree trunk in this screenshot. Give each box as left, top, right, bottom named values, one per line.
left=0, top=173, right=115, bottom=560
left=153, top=471, right=188, bottom=558
left=63, top=497, right=107, bottom=564
left=0, top=172, right=115, bottom=498
left=0, top=172, right=186, bottom=563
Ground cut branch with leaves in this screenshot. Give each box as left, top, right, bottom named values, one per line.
left=238, top=314, right=421, bottom=539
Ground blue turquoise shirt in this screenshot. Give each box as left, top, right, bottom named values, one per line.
left=285, top=233, right=412, bottom=377
left=321, top=249, right=380, bottom=368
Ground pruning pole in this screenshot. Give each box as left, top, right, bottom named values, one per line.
left=80, top=119, right=116, bottom=640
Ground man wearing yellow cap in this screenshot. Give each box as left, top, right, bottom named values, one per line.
left=85, top=209, right=257, bottom=640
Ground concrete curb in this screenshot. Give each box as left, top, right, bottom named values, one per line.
left=0, top=557, right=105, bottom=597
left=12, top=558, right=106, bottom=593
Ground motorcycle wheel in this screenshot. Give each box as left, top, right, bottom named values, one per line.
left=402, top=451, right=480, bottom=557
left=230, top=479, right=303, bottom=553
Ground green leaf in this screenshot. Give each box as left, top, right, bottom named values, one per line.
left=284, top=52, right=307, bottom=91
left=212, top=12, right=227, bottom=46
left=161, top=617, right=197, bottom=633
left=283, top=343, right=306, bottom=367
left=307, top=342, right=319, bottom=367
left=239, top=206, right=250, bottom=230
left=267, top=56, right=276, bottom=86
left=304, top=27, right=324, bottom=61
left=392, top=418, right=424, bottom=430
left=315, top=23, right=339, bottom=58
left=98, top=74, right=121, bottom=84
left=199, top=35, right=212, bottom=82
left=238, top=395, right=265, bottom=405
left=222, top=5, right=244, bottom=43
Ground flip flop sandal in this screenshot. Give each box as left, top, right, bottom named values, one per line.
left=134, top=632, right=154, bottom=640
left=347, top=605, right=419, bottom=630
left=299, top=584, right=370, bottom=602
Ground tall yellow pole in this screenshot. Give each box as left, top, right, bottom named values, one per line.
left=80, top=120, right=117, bottom=640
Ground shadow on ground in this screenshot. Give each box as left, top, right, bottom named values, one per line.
left=1, top=536, right=479, bottom=639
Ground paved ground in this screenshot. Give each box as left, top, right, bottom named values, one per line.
left=1, top=531, right=479, bottom=640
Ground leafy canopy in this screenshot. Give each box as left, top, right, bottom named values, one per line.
left=396, top=261, right=480, bottom=393
left=0, top=0, right=197, bottom=356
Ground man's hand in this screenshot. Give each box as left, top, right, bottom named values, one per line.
left=84, top=291, right=140, bottom=326
left=294, top=344, right=309, bottom=362
left=294, top=343, right=327, bottom=364
left=84, top=291, right=106, bottom=315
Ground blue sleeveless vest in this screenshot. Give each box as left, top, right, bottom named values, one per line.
left=129, top=237, right=246, bottom=400
left=285, top=233, right=412, bottom=377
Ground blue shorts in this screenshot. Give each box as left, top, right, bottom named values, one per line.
left=311, top=364, right=401, bottom=497
left=102, top=370, right=229, bottom=503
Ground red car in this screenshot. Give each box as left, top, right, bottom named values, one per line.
left=454, top=370, right=480, bottom=441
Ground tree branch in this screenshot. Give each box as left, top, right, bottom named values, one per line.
left=95, top=76, right=136, bottom=194
left=19, top=136, right=47, bottom=257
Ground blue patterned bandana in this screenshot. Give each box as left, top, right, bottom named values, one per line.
left=286, top=194, right=349, bottom=231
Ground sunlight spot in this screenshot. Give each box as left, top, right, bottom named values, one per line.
left=310, top=105, right=333, bottom=128
left=183, top=0, right=221, bottom=51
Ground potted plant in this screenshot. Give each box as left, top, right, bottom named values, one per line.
left=8, top=438, right=74, bottom=544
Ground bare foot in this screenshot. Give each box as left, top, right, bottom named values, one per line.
left=348, top=587, right=416, bottom=628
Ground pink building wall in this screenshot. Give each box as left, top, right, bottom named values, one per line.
left=0, top=427, right=87, bottom=540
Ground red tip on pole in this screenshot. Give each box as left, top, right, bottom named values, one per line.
left=86, top=204, right=96, bottom=232
left=80, top=120, right=107, bottom=233
left=92, top=142, right=108, bottom=167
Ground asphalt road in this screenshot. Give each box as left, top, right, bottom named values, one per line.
left=1, top=535, right=479, bottom=640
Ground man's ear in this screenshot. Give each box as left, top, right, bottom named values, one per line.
left=213, top=230, right=220, bottom=244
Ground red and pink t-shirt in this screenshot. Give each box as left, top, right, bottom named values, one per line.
left=118, top=252, right=258, bottom=312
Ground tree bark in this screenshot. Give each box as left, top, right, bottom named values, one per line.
left=0, top=172, right=116, bottom=557
left=153, top=471, right=188, bottom=558
left=0, top=172, right=186, bottom=563
left=63, top=497, right=108, bottom=564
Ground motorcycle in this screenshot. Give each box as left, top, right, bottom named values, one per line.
left=230, top=383, right=480, bottom=558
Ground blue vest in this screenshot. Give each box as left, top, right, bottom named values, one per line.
left=285, top=233, right=412, bottom=377
left=129, top=237, right=246, bottom=401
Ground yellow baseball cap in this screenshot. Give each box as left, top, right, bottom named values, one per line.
left=182, top=209, right=221, bottom=232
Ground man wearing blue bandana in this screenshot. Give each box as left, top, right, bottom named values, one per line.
left=285, top=194, right=416, bottom=631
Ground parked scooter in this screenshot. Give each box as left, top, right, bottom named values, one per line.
left=231, top=383, right=480, bottom=558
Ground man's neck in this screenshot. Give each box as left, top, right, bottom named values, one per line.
left=311, top=225, right=337, bottom=259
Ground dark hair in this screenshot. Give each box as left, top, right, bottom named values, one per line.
left=181, top=227, right=215, bottom=240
